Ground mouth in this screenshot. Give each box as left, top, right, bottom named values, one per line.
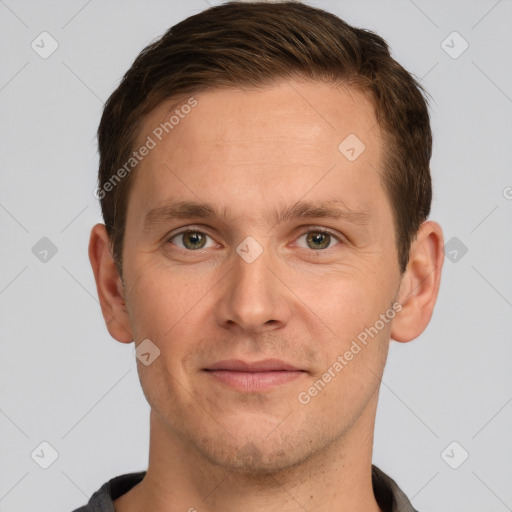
left=203, top=359, right=307, bottom=392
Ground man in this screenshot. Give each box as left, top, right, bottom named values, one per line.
left=76, top=1, right=444, bottom=511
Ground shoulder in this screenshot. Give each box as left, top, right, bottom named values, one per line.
left=70, top=471, right=146, bottom=512
left=372, top=465, right=419, bottom=512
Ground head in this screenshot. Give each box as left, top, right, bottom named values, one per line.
left=90, top=0, right=443, bottom=474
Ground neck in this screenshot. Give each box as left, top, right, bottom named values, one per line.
left=114, top=395, right=382, bottom=512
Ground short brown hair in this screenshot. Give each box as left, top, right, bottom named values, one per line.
left=97, top=0, right=432, bottom=275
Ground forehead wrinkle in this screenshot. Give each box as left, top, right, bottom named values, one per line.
left=142, top=198, right=370, bottom=232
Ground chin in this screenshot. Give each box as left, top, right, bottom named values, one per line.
left=191, top=430, right=313, bottom=477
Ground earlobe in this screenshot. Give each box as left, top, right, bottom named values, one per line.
left=391, top=221, right=444, bottom=343
left=88, top=223, right=133, bottom=343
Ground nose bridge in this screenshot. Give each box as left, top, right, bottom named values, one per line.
left=217, top=236, right=290, bottom=332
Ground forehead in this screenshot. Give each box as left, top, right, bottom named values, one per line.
left=137, top=79, right=379, bottom=153
left=129, top=79, right=386, bottom=223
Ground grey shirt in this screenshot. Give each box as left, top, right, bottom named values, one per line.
left=71, top=464, right=418, bottom=512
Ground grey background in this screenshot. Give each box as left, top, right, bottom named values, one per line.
left=1, top=0, right=511, bottom=511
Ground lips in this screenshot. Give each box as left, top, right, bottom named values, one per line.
left=205, top=359, right=302, bottom=372
left=204, top=359, right=306, bottom=392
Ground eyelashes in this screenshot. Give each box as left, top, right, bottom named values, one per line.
left=166, top=226, right=343, bottom=252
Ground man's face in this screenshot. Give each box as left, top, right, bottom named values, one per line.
left=121, top=79, right=403, bottom=472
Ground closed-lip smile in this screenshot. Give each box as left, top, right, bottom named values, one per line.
left=204, top=359, right=306, bottom=392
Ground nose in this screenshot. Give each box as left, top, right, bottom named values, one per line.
left=215, top=240, right=292, bottom=334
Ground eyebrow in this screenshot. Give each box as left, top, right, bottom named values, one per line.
left=143, top=199, right=370, bottom=231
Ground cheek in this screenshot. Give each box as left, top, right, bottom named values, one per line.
left=299, top=277, right=392, bottom=400
left=289, top=263, right=396, bottom=381
left=125, top=261, right=210, bottom=339
left=294, top=268, right=387, bottom=337
left=126, top=270, right=199, bottom=402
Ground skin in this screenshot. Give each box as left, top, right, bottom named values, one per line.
left=89, top=78, right=444, bottom=512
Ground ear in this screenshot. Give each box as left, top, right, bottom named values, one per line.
left=391, top=220, right=444, bottom=343
left=88, top=223, right=133, bottom=343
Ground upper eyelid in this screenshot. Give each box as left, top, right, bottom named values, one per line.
left=166, top=226, right=217, bottom=243
left=166, top=225, right=344, bottom=246
left=294, top=228, right=344, bottom=247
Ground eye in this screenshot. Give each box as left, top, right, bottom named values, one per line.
left=295, top=228, right=342, bottom=250
left=166, top=227, right=343, bottom=253
left=167, top=229, right=217, bottom=251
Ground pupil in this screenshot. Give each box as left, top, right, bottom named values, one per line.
left=308, top=232, right=330, bottom=249
left=184, top=231, right=205, bottom=249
